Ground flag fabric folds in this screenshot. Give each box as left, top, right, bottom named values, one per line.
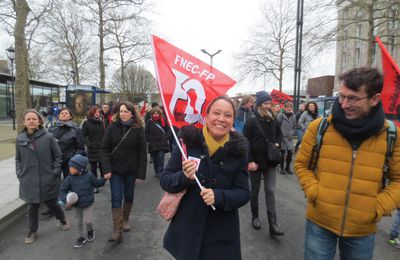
left=376, top=36, right=400, bottom=120
left=151, top=35, right=236, bottom=129
left=270, top=89, right=293, bottom=106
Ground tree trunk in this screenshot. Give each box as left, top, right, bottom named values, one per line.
left=98, top=2, right=105, bottom=103
left=15, top=0, right=31, bottom=132
left=366, top=4, right=374, bottom=67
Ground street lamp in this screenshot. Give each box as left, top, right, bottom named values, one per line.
left=70, top=70, right=76, bottom=84
left=201, top=49, right=222, bottom=68
left=6, top=45, right=16, bottom=130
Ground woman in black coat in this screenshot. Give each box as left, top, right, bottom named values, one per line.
left=160, top=96, right=250, bottom=260
left=101, top=102, right=147, bottom=242
left=49, top=108, right=85, bottom=179
left=243, top=91, right=284, bottom=237
left=82, top=105, right=107, bottom=189
left=145, top=107, right=170, bottom=177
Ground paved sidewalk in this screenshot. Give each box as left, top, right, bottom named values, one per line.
left=0, top=157, right=25, bottom=232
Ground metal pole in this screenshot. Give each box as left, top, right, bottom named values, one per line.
left=11, top=59, right=15, bottom=130
left=201, top=49, right=222, bottom=69
left=293, top=0, right=304, bottom=112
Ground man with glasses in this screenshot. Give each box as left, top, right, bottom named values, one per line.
left=294, top=67, right=400, bottom=260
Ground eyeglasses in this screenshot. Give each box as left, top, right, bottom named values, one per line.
left=336, top=93, right=370, bottom=104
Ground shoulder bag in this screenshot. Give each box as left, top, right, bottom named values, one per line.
left=157, top=138, right=187, bottom=221
left=254, top=118, right=281, bottom=166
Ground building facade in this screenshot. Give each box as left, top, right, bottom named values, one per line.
left=0, top=73, right=62, bottom=118
left=335, top=0, right=400, bottom=86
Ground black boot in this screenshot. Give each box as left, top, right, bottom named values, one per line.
left=251, top=208, right=261, bottom=230
left=285, top=151, right=293, bottom=174
left=267, top=211, right=284, bottom=238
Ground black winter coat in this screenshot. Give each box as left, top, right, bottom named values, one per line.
left=243, top=110, right=282, bottom=170
left=59, top=171, right=106, bottom=208
left=49, top=121, right=85, bottom=162
left=82, top=117, right=107, bottom=162
left=160, top=126, right=250, bottom=260
left=145, top=119, right=170, bottom=153
left=100, top=120, right=147, bottom=179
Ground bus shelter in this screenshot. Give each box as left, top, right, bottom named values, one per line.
left=61, top=84, right=110, bottom=124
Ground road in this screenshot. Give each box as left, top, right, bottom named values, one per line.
left=0, top=161, right=399, bottom=260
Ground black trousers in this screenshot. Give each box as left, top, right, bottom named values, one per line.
left=90, top=161, right=103, bottom=177
left=28, top=199, right=65, bottom=232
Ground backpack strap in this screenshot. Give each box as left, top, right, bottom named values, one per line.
left=383, top=120, right=397, bottom=181
left=308, top=117, right=329, bottom=171
left=316, top=117, right=329, bottom=148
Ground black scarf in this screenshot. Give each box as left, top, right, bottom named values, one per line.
left=331, top=99, right=385, bottom=144
left=120, top=118, right=134, bottom=127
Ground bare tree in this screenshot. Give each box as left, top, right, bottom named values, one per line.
left=75, top=0, right=150, bottom=94
left=307, top=0, right=400, bottom=67
left=41, top=0, right=96, bottom=84
left=111, top=63, right=157, bottom=102
left=108, top=15, right=151, bottom=91
left=236, top=0, right=297, bottom=91
left=14, top=0, right=31, bottom=132
left=0, top=0, right=54, bottom=79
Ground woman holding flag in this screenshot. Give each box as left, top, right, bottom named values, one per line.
left=160, top=96, right=250, bottom=260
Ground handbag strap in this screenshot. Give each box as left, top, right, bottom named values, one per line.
left=254, top=117, right=272, bottom=144
left=111, top=127, right=133, bottom=156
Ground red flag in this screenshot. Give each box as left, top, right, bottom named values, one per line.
left=151, top=35, right=236, bottom=128
left=270, top=89, right=293, bottom=106
left=376, top=36, right=400, bottom=123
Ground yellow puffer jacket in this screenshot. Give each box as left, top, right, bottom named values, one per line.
left=294, top=116, right=400, bottom=237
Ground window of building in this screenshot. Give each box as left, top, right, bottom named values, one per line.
left=355, top=48, right=361, bottom=66
left=341, top=52, right=347, bottom=71
left=343, top=30, right=348, bottom=48
left=357, top=24, right=362, bottom=38
left=390, top=36, right=396, bottom=55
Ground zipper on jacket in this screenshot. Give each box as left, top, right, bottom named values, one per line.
left=340, top=149, right=357, bottom=236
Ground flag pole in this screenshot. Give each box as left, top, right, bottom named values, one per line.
left=151, top=35, right=215, bottom=210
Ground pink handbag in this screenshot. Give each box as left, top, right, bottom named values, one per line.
left=157, top=189, right=187, bottom=221
left=157, top=138, right=187, bottom=221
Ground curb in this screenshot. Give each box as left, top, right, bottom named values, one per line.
left=0, top=201, right=26, bottom=235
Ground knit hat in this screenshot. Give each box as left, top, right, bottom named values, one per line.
left=68, top=154, right=88, bottom=172
left=255, top=91, right=272, bottom=106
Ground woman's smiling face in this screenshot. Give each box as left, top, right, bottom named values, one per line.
left=205, top=99, right=234, bottom=140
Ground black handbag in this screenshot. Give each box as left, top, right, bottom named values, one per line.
left=255, top=118, right=281, bottom=166
left=266, top=140, right=281, bottom=166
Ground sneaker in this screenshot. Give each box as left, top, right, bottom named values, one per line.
left=389, top=238, right=400, bottom=248
left=24, top=231, right=36, bottom=244
left=74, top=237, right=87, bottom=248
left=60, top=219, right=71, bottom=231
left=87, top=230, right=95, bottom=242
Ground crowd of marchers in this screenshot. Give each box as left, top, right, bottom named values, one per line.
left=13, top=67, right=400, bottom=259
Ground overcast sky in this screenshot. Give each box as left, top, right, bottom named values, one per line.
left=1, top=0, right=336, bottom=96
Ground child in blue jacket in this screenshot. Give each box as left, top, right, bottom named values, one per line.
left=59, top=154, right=110, bottom=248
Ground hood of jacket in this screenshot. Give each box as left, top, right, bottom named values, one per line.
left=179, top=125, right=248, bottom=158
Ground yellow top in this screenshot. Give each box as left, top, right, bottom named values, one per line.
left=202, top=126, right=229, bottom=156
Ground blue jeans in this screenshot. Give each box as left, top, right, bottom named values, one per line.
left=151, top=150, right=165, bottom=176
left=390, top=209, right=400, bottom=239
left=305, top=219, right=375, bottom=260
left=109, top=174, right=136, bottom=208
